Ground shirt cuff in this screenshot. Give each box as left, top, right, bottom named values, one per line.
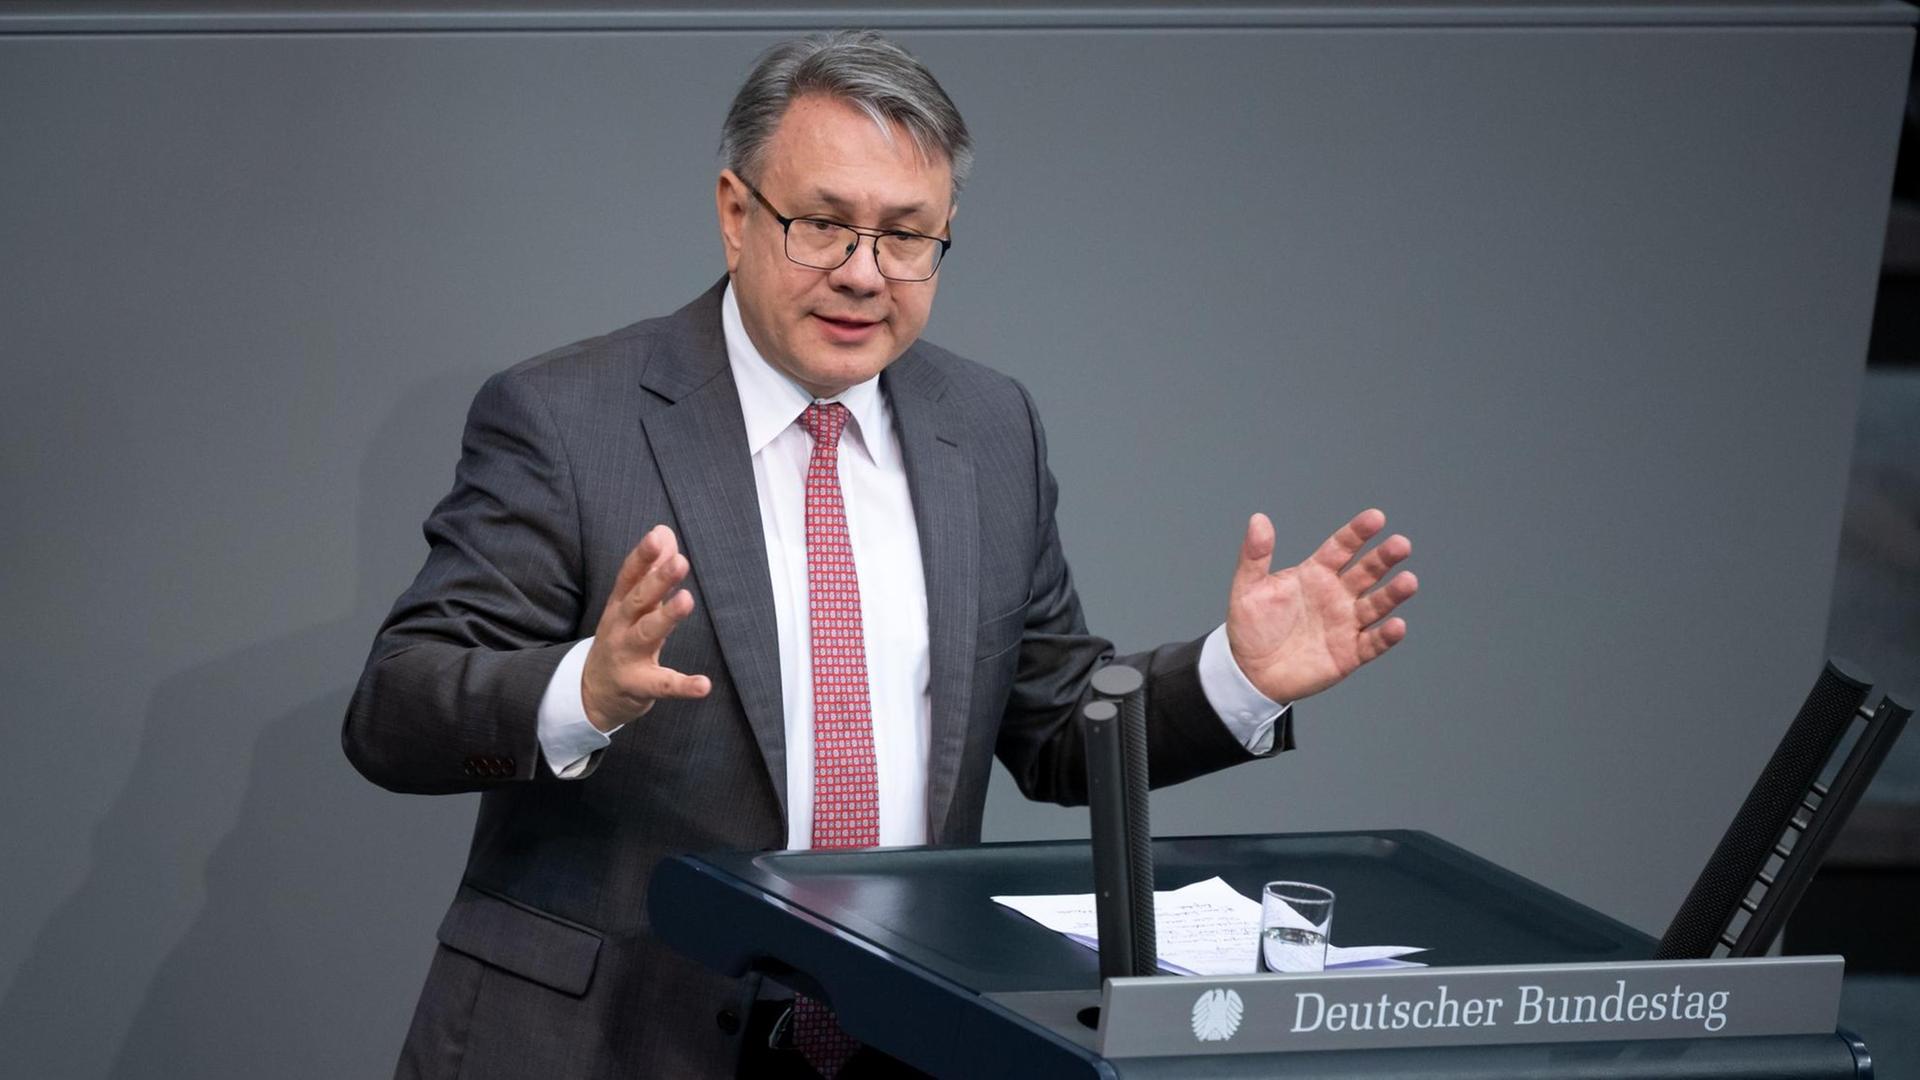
left=1198, top=623, right=1290, bottom=755
left=537, top=637, right=619, bottom=779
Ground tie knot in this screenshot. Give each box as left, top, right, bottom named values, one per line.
left=802, top=401, right=850, bottom=448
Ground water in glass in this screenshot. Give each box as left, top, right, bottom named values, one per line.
left=1259, top=925, right=1329, bottom=973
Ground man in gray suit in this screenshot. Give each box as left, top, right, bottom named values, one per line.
left=345, top=30, right=1417, bottom=1079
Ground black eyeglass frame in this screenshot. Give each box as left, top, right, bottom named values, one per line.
left=742, top=180, right=952, bottom=282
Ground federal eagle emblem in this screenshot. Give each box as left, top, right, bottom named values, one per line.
left=1190, top=987, right=1244, bottom=1041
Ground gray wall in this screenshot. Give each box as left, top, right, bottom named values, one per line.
left=1, top=4, right=1910, bottom=1076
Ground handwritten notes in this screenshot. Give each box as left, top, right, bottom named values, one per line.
left=991, top=876, right=1427, bottom=977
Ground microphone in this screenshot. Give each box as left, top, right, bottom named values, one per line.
left=1085, top=663, right=1156, bottom=978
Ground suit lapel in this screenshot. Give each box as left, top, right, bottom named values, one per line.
left=640, top=283, right=789, bottom=821
left=884, top=350, right=978, bottom=842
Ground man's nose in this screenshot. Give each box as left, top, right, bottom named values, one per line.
left=827, top=234, right=886, bottom=295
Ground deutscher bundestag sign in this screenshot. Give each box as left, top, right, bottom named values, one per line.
left=1097, top=957, right=1843, bottom=1057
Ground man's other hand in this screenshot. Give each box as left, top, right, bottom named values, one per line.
left=581, top=525, right=713, bottom=732
left=1225, top=509, right=1417, bottom=704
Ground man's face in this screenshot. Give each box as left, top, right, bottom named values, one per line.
left=718, top=94, right=953, bottom=399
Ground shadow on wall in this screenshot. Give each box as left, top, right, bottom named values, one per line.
left=0, top=373, right=485, bottom=1079
left=1829, top=368, right=1920, bottom=801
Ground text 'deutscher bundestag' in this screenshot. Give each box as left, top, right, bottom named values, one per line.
left=1094, top=956, right=1843, bottom=1057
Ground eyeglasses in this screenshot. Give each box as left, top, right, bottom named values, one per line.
left=743, top=180, right=951, bottom=282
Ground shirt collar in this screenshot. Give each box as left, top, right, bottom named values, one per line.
left=722, top=280, right=892, bottom=467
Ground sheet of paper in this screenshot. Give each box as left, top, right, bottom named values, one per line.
left=991, top=876, right=1427, bottom=977
left=1324, top=945, right=1428, bottom=971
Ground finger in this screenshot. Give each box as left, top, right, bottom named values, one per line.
left=1356, top=617, right=1408, bottom=665
left=618, top=550, right=690, bottom=624
left=602, top=526, right=665, bottom=623
left=639, top=665, right=712, bottom=701
left=632, top=587, right=696, bottom=647
left=1355, top=571, right=1418, bottom=626
left=1343, top=533, right=1412, bottom=593
left=1232, top=513, right=1276, bottom=593
left=1309, top=508, right=1388, bottom=572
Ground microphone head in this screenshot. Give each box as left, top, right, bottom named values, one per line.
left=1090, top=663, right=1145, bottom=701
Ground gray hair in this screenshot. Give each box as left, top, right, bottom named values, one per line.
left=721, top=30, right=973, bottom=199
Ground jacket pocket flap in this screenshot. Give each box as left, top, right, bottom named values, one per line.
left=436, top=885, right=602, bottom=997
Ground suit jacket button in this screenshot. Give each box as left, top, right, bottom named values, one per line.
left=716, top=1008, right=740, bottom=1034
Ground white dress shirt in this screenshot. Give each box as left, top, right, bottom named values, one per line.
left=535, top=283, right=1287, bottom=847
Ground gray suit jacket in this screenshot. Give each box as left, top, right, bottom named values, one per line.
left=343, top=279, right=1287, bottom=1078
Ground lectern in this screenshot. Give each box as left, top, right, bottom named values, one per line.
left=650, top=831, right=1869, bottom=1078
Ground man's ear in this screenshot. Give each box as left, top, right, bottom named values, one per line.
left=716, top=169, right=748, bottom=274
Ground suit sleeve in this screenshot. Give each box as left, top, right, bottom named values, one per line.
left=991, top=383, right=1293, bottom=807
left=342, top=369, right=592, bottom=794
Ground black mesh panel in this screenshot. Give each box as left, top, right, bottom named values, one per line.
left=1654, top=662, right=1870, bottom=959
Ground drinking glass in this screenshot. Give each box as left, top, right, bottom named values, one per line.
left=1257, top=881, right=1334, bottom=973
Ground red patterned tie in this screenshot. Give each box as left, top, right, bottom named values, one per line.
left=791, top=401, right=877, bottom=1077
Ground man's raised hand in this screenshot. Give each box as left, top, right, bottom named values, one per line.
left=1225, top=509, right=1417, bottom=705
left=581, top=525, right=712, bottom=733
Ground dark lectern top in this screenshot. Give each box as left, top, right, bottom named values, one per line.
left=650, top=831, right=1868, bottom=1078
left=679, top=830, right=1649, bottom=991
